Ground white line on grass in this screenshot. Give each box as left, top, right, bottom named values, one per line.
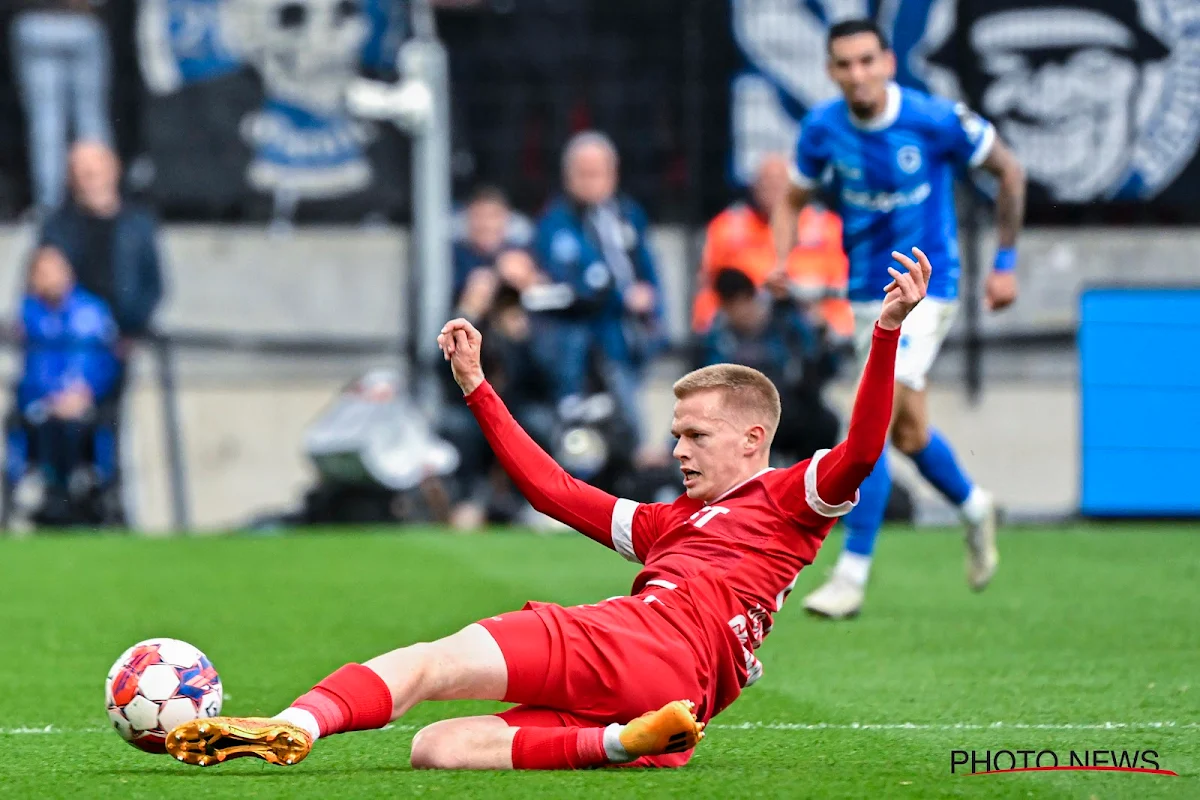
left=3, top=721, right=1197, bottom=736
left=709, top=721, right=1198, bottom=731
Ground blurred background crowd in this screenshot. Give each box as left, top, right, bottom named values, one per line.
left=0, top=0, right=1196, bottom=533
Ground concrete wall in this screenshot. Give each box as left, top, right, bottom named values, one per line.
left=1, top=223, right=1194, bottom=531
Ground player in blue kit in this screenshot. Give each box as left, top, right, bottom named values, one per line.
left=773, top=19, right=1027, bottom=618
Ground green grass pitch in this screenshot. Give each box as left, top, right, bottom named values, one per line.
left=1, top=523, right=1197, bottom=798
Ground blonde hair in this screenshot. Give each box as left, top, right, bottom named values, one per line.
left=673, top=364, right=782, bottom=441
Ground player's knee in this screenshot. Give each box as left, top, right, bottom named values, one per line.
left=363, top=641, right=440, bottom=702
left=412, top=719, right=496, bottom=767
left=410, top=720, right=477, bottom=770
left=890, top=414, right=927, bottom=454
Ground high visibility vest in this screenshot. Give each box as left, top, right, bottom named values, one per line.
left=693, top=204, right=853, bottom=338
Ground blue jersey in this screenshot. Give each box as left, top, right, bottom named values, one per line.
left=18, top=287, right=119, bottom=416
left=792, top=84, right=995, bottom=302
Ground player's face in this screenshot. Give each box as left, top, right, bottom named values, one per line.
left=671, top=390, right=759, bottom=502
left=827, top=33, right=896, bottom=118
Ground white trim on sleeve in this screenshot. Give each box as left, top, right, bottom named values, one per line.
left=804, top=449, right=859, bottom=518
left=969, top=123, right=997, bottom=168
left=611, top=498, right=643, bottom=563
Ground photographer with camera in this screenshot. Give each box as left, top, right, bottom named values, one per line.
left=440, top=187, right=557, bottom=529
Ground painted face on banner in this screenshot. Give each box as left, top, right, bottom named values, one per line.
left=921, top=0, right=1199, bottom=203
left=138, top=0, right=396, bottom=201
left=235, top=0, right=371, bottom=116
left=972, top=7, right=1163, bottom=201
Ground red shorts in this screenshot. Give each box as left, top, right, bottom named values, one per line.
left=477, top=592, right=717, bottom=725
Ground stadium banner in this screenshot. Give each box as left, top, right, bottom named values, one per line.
left=730, top=0, right=1200, bottom=210
left=134, top=0, right=411, bottom=220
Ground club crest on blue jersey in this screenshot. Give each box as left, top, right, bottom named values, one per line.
left=897, top=145, right=922, bottom=174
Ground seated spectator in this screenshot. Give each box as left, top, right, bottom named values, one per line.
left=440, top=188, right=555, bottom=529
left=40, top=141, right=164, bottom=346
left=532, top=131, right=664, bottom=453
left=14, top=245, right=119, bottom=524
left=11, top=1, right=114, bottom=215
left=698, top=268, right=840, bottom=464
left=693, top=154, right=853, bottom=341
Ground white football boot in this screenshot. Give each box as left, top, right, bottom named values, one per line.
left=802, top=573, right=866, bottom=620
left=963, top=488, right=999, bottom=591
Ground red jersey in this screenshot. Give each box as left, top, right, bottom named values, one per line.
left=612, top=456, right=856, bottom=689
left=464, top=324, right=900, bottom=706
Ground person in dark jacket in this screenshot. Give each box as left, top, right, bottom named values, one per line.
left=532, top=131, right=664, bottom=448
left=39, top=141, right=164, bottom=343
left=16, top=245, right=119, bottom=520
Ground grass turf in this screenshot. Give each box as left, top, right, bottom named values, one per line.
left=1, top=523, right=1197, bottom=798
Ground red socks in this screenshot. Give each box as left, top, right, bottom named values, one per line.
left=288, top=663, right=617, bottom=770
left=511, top=726, right=609, bottom=770
left=290, top=664, right=394, bottom=737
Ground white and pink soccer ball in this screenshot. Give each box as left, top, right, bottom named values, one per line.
left=105, top=638, right=223, bottom=753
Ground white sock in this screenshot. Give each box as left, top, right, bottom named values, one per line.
left=960, top=486, right=992, bottom=526
left=274, top=707, right=321, bottom=741
left=834, top=551, right=872, bottom=586
left=602, top=723, right=633, bottom=763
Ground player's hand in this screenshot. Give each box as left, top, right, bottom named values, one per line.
left=879, top=247, right=931, bottom=331
left=437, top=318, right=485, bottom=396
left=764, top=267, right=791, bottom=299
left=985, top=270, right=1018, bottom=311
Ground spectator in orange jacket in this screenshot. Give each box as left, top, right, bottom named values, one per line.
left=693, top=154, right=853, bottom=340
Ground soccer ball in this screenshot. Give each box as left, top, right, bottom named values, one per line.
left=105, top=638, right=223, bottom=753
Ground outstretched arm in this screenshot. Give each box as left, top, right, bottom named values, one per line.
left=438, top=318, right=622, bottom=549
left=801, top=325, right=897, bottom=514
left=782, top=248, right=932, bottom=521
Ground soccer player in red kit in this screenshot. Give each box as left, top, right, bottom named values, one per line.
left=165, top=249, right=932, bottom=772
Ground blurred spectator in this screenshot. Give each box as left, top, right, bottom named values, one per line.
left=440, top=187, right=555, bottom=529
left=698, top=268, right=839, bottom=464
left=10, top=0, right=114, bottom=215
left=13, top=245, right=119, bottom=524
left=452, top=185, right=534, bottom=299
left=40, top=141, right=164, bottom=345
left=693, top=154, right=853, bottom=341
left=533, top=131, right=664, bottom=450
